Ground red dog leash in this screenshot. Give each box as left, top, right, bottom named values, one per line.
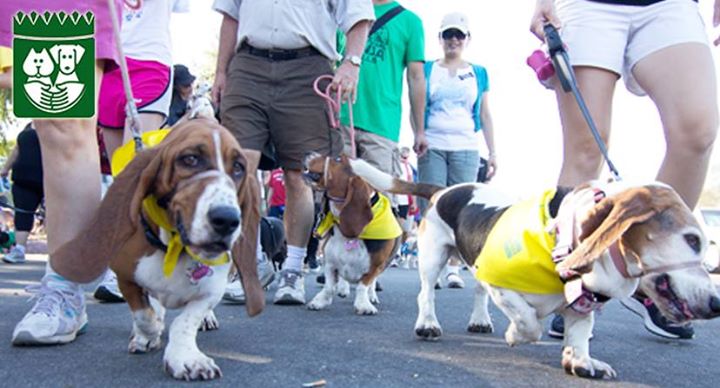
left=313, top=75, right=356, bottom=158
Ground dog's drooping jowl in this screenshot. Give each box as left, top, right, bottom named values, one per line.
left=47, top=119, right=263, bottom=380
left=350, top=161, right=720, bottom=379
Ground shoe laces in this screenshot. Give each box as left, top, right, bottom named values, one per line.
left=280, top=271, right=300, bottom=288
left=25, top=283, right=75, bottom=318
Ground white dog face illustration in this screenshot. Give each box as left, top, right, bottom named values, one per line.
left=22, top=48, right=54, bottom=77
left=49, top=44, right=85, bottom=75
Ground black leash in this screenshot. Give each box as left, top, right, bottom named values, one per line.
left=544, top=24, right=622, bottom=181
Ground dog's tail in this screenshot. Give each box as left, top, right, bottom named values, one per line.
left=348, top=158, right=443, bottom=199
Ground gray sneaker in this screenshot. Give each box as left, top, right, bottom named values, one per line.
left=223, top=257, right=275, bottom=304
left=3, top=245, right=26, bottom=264
left=12, top=277, right=88, bottom=346
left=273, top=269, right=305, bottom=305
left=93, top=270, right=125, bottom=303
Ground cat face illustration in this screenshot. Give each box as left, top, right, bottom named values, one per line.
left=22, top=48, right=54, bottom=78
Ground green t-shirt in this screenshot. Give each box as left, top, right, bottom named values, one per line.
left=339, top=1, right=425, bottom=142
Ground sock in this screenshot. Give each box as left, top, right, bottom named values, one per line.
left=447, top=264, right=460, bottom=276
left=44, top=262, right=82, bottom=294
left=284, top=245, right=307, bottom=272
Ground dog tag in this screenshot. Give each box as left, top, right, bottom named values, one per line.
left=345, top=239, right=361, bottom=251
left=187, top=262, right=214, bottom=285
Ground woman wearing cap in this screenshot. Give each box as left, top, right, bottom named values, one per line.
left=167, top=64, right=196, bottom=126
left=417, top=12, right=497, bottom=288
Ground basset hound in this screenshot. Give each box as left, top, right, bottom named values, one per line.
left=50, top=118, right=263, bottom=380
left=301, top=154, right=417, bottom=315
left=348, top=161, right=720, bottom=379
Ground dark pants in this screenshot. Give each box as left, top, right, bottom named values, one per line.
left=12, top=181, right=43, bottom=232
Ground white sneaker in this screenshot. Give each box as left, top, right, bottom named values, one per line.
left=12, top=277, right=88, bottom=346
left=93, top=270, right=125, bottom=303
left=223, top=258, right=275, bottom=304
left=446, top=272, right=465, bottom=289
left=3, top=245, right=26, bottom=264
left=273, top=269, right=305, bottom=305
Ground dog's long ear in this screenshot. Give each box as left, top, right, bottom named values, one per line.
left=338, top=176, right=373, bottom=238
left=233, top=173, right=264, bottom=317
left=557, top=187, right=658, bottom=274
left=73, top=44, right=85, bottom=63
left=50, top=146, right=162, bottom=283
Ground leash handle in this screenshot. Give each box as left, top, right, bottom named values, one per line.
left=543, top=24, right=622, bottom=181
left=108, top=0, right=144, bottom=151
left=313, top=75, right=356, bottom=158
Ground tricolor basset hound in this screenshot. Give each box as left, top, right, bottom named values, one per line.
left=51, top=118, right=263, bottom=380
left=301, top=154, right=434, bottom=315
left=349, top=161, right=720, bottom=379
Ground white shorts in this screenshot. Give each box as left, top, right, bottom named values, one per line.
left=556, top=0, right=708, bottom=95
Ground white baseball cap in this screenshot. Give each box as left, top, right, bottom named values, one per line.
left=440, top=12, right=470, bottom=35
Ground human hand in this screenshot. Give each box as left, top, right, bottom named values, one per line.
left=211, top=72, right=227, bottom=106
left=413, top=132, right=428, bottom=157
left=331, top=61, right=360, bottom=103
left=530, top=0, right=561, bottom=42
left=485, top=154, right=497, bottom=182
left=714, top=0, right=720, bottom=46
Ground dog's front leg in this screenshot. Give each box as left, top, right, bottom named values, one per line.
left=120, top=280, right=163, bottom=354
left=467, top=282, right=493, bottom=333
left=355, top=268, right=382, bottom=315
left=561, top=311, right=616, bottom=379
left=163, top=300, right=222, bottom=381
left=308, top=264, right=338, bottom=311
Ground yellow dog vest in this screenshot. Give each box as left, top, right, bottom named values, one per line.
left=474, top=189, right=564, bottom=294
left=113, top=130, right=229, bottom=277
left=315, top=193, right=403, bottom=240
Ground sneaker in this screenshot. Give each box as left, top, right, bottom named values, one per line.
left=306, top=255, right=321, bottom=273
left=620, top=295, right=695, bottom=339
left=3, top=245, right=26, bottom=264
left=273, top=269, right=305, bottom=305
left=223, top=258, right=276, bottom=304
left=93, top=270, right=125, bottom=303
left=547, top=314, right=564, bottom=339
left=445, top=273, right=465, bottom=289
left=12, top=279, right=88, bottom=346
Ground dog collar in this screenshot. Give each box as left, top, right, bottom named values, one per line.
left=142, top=195, right=229, bottom=277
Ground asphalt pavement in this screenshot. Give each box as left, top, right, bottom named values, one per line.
left=1, top=254, right=719, bottom=388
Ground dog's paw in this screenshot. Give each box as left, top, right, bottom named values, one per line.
left=307, top=293, right=332, bottom=311
left=505, top=321, right=541, bottom=347
left=354, top=299, right=378, bottom=315
left=164, top=349, right=222, bottom=381
left=414, top=322, right=443, bottom=340
left=562, top=347, right=617, bottom=379
left=198, top=310, right=219, bottom=331
left=369, top=293, right=380, bottom=305
left=467, top=321, right=494, bottom=334
left=128, top=332, right=162, bottom=354
left=335, top=280, right=350, bottom=298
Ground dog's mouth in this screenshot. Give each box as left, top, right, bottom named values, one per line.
left=188, top=241, right=230, bottom=258
left=654, top=273, right=694, bottom=322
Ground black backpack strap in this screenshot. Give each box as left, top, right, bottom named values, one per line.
left=369, top=5, right=405, bottom=37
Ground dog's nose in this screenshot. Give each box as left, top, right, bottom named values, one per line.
left=208, top=206, right=240, bottom=236
left=709, top=295, right=720, bottom=316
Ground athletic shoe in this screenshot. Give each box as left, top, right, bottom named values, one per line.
left=620, top=295, right=695, bottom=339
left=3, top=245, right=26, bottom=264
left=273, top=269, right=305, bottom=305
left=445, top=273, right=465, bottom=289
left=547, top=314, right=564, bottom=339
left=12, top=278, right=88, bottom=346
left=93, top=270, right=125, bottom=303
left=223, top=258, right=276, bottom=304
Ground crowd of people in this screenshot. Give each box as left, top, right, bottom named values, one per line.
left=0, top=0, right=717, bottom=355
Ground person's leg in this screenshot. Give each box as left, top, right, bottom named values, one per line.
left=281, top=169, right=314, bottom=271
left=417, top=149, right=448, bottom=213
left=555, top=67, right=618, bottom=187
left=3, top=183, right=41, bottom=264
left=632, top=43, right=718, bottom=209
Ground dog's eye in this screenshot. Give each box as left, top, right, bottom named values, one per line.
left=684, top=233, right=701, bottom=254
left=180, top=155, right=200, bottom=167
left=232, top=160, right=245, bottom=178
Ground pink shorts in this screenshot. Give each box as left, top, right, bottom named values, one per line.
left=98, top=57, right=171, bottom=129
left=0, top=0, right=121, bottom=64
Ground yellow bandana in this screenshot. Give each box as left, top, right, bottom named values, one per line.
left=315, top=193, right=403, bottom=240
left=474, top=189, right=564, bottom=294
left=111, top=129, right=170, bottom=176
left=143, top=196, right=230, bottom=277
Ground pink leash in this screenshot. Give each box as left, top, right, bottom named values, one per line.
left=313, top=75, right=356, bottom=158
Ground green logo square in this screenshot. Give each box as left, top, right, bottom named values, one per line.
left=12, top=11, right=95, bottom=118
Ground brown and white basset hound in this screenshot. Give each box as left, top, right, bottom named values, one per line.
left=51, top=118, right=263, bottom=380
left=301, top=154, right=417, bottom=315
left=349, top=161, right=720, bottom=380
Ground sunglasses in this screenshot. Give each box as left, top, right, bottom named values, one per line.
left=441, top=29, right=467, bottom=41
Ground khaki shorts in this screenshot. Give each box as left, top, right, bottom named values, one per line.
left=221, top=51, right=343, bottom=170
left=342, top=125, right=401, bottom=177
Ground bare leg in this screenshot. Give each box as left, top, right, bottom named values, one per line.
left=555, top=66, right=618, bottom=187
left=283, top=169, right=314, bottom=248
left=632, top=43, right=718, bottom=209
left=14, top=231, right=30, bottom=246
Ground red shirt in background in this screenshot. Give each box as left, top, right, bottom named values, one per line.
left=268, top=168, right=286, bottom=207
